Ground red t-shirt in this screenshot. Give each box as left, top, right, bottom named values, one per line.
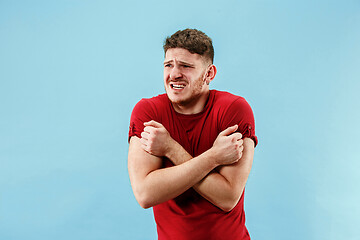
left=129, top=90, right=257, bottom=240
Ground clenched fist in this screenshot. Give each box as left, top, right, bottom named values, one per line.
left=211, top=125, right=244, bottom=166
left=140, top=120, right=173, bottom=157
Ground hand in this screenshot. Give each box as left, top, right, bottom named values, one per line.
left=140, top=120, right=174, bottom=157
left=211, top=125, right=244, bottom=166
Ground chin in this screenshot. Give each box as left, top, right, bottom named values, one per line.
left=167, top=94, right=184, bottom=104
left=165, top=92, right=186, bottom=104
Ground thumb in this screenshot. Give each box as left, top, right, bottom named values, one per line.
left=144, top=120, right=163, bottom=128
left=219, top=125, right=238, bottom=136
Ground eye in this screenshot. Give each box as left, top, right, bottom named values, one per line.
left=164, top=64, right=172, bottom=68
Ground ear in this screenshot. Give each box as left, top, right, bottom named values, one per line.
left=203, top=64, right=217, bottom=85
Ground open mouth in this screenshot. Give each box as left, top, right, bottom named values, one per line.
left=170, top=83, right=186, bottom=90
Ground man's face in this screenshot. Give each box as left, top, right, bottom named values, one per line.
left=163, top=48, right=209, bottom=110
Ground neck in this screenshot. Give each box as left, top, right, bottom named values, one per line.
left=172, top=90, right=210, bottom=115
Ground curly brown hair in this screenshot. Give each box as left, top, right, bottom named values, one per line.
left=163, top=29, right=214, bottom=63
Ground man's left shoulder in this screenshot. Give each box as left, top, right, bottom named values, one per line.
left=212, top=90, right=248, bottom=106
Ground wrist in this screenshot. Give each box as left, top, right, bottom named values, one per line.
left=165, top=139, right=192, bottom=165
left=164, top=137, right=177, bottom=159
left=203, top=148, right=220, bottom=168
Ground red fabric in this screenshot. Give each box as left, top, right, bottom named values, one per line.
left=129, top=90, right=257, bottom=240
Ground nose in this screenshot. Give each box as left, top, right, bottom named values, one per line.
left=169, top=66, right=182, bottom=80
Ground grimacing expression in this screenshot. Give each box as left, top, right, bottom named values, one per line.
left=164, top=48, right=210, bottom=109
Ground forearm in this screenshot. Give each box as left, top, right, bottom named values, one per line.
left=128, top=137, right=219, bottom=209
left=138, top=123, right=254, bottom=211
left=138, top=154, right=217, bottom=208
left=166, top=141, right=241, bottom=211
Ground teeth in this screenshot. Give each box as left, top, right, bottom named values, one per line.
left=171, top=84, right=185, bottom=89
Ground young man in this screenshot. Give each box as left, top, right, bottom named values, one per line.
left=128, top=29, right=257, bottom=240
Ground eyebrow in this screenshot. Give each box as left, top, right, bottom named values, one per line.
left=163, top=60, right=173, bottom=65
left=163, top=60, right=195, bottom=67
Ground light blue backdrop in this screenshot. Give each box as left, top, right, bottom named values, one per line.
left=1, top=1, right=359, bottom=239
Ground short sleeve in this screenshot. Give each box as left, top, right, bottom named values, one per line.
left=221, top=97, right=258, bottom=147
left=128, top=99, right=157, bottom=142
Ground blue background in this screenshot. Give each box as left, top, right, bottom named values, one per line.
left=1, top=1, right=359, bottom=239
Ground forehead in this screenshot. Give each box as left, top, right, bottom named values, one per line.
left=164, top=48, right=204, bottom=64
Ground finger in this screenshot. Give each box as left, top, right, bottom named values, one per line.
left=219, top=125, right=238, bottom=136
left=232, top=132, right=243, bottom=141
left=239, top=145, right=244, bottom=152
left=140, top=138, right=148, bottom=149
left=237, top=139, right=244, bottom=146
left=141, top=131, right=149, bottom=140
left=140, top=136, right=148, bottom=144
left=143, top=126, right=151, bottom=133
left=144, top=120, right=163, bottom=128
left=142, top=145, right=151, bottom=154
left=143, top=126, right=158, bottom=134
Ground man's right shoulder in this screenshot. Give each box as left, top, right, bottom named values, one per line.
left=131, top=93, right=169, bottom=121
left=134, top=93, right=168, bottom=109
left=129, top=94, right=169, bottom=142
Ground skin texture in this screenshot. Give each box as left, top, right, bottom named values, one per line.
left=128, top=48, right=255, bottom=211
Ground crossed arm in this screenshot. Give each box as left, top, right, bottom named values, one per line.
left=128, top=121, right=254, bottom=212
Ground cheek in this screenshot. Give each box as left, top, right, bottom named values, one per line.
left=163, top=71, right=169, bottom=82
